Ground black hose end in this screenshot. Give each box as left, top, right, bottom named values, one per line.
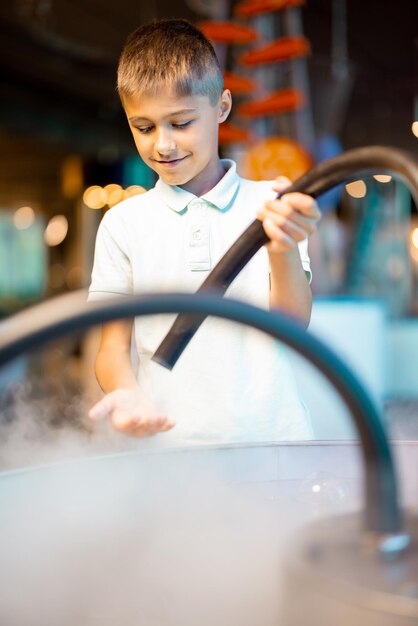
left=152, top=314, right=206, bottom=370
left=151, top=352, right=174, bottom=371
left=152, top=333, right=191, bottom=370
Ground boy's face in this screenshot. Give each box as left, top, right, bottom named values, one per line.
left=123, top=89, right=231, bottom=195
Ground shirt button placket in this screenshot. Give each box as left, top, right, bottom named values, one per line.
left=189, top=200, right=211, bottom=271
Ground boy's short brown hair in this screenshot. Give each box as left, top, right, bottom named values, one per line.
left=117, top=19, right=224, bottom=106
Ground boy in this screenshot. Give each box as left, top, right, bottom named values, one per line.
left=88, top=19, right=321, bottom=443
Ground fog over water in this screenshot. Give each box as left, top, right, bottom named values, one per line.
left=0, top=355, right=354, bottom=625
left=0, top=383, right=137, bottom=470
left=0, top=420, right=299, bottom=625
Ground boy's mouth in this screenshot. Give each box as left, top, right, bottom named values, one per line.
left=155, top=156, right=188, bottom=167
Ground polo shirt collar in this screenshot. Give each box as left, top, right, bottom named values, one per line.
left=155, top=159, right=239, bottom=213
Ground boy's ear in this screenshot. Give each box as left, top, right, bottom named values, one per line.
left=218, top=89, right=232, bottom=123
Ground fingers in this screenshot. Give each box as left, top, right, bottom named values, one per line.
left=264, top=193, right=321, bottom=220
left=257, top=192, right=321, bottom=250
left=281, top=193, right=321, bottom=220
left=88, top=388, right=175, bottom=438
left=272, top=177, right=321, bottom=220
left=273, top=175, right=292, bottom=194
left=257, top=179, right=321, bottom=251
left=112, top=411, right=175, bottom=438
left=88, top=394, right=115, bottom=421
left=262, top=217, right=294, bottom=250
left=263, top=206, right=316, bottom=240
left=88, top=388, right=134, bottom=421
left=257, top=207, right=316, bottom=245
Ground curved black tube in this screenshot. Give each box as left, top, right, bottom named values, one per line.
left=152, top=145, right=418, bottom=370
left=0, top=290, right=402, bottom=534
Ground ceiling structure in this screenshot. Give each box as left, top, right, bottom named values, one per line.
left=0, top=0, right=184, bottom=155
left=0, top=0, right=416, bottom=214
left=0, top=0, right=416, bottom=153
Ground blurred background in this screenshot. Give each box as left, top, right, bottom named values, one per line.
left=0, top=0, right=417, bottom=445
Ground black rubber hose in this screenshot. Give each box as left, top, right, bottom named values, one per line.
left=152, top=145, right=418, bottom=370
left=0, top=290, right=402, bottom=534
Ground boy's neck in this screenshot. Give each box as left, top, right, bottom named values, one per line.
left=178, top=158, right=226, bottom=197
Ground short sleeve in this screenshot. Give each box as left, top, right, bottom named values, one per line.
left=297, top=238, right=312, bottom=284
left=88, top=216, right=133, bottom=301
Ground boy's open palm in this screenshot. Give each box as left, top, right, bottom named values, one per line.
left=88, top=388, right=174, bottom=437
left=257, top=176, right=321, bottom=254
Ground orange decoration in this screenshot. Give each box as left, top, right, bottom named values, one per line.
left=237, top=88, right=304, bottom=117
left=223, top=72, right=259, bottom=94
left=219, top=123, right=252, bottom=144
left=235, top=0, right=304, bottom=17
left=239, top=36, right=310, bottom=65
left=240, top=136, right=313, bottom=181
left=198, top=21, right=259, bottom=44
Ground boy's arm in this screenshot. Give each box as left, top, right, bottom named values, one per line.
left=268, top=248, right=312, bottom=327
left=256, top=176, right=321, bottom=327
left=95, top=320, right=138, bottom=392
left=89, top=320, right=175, bottom=436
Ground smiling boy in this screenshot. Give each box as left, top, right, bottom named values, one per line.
left=88, top=19, right=321, bottom=442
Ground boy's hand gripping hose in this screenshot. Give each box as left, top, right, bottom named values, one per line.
left=152, top=145, right=418, bottom=370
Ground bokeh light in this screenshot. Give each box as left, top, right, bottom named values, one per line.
left=240, top=136, right=313, bottom=182
left=61, top=155, right=83, bottom=199
left=297, top=471, right=347, bottom=519
left=66, top=266, right=84, bottom=289
left=410, top=227, right=418, bottom=263
left=125, top=185, right=147, bottom=198
left=48, top=264, right=66, bottom=289
left=345, top=180, right=367, bottom=198
left=83, top=185, right=107, bottom=209
left=412, top=121, right=418, bottom=138
left=104, top=183, right=124, bottom=207
left=411, top=227, right=418, bottom=250
left=373, top=174, right=392, bottom=183
left=83, top=183, right=147, bottom=208
left=13, top=206, right=35, bottom=229
left=44, top=215, right=68, bottom=246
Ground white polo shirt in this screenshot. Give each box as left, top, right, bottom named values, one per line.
left=89, top=160, right=313, bottom=444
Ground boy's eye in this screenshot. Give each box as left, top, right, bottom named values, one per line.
left=135, top=121, right=191, bottom=134
left=172, top=121, right=192, bottom=129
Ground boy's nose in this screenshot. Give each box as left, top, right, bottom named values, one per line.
left=155, top=129, right=176, bottom=155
